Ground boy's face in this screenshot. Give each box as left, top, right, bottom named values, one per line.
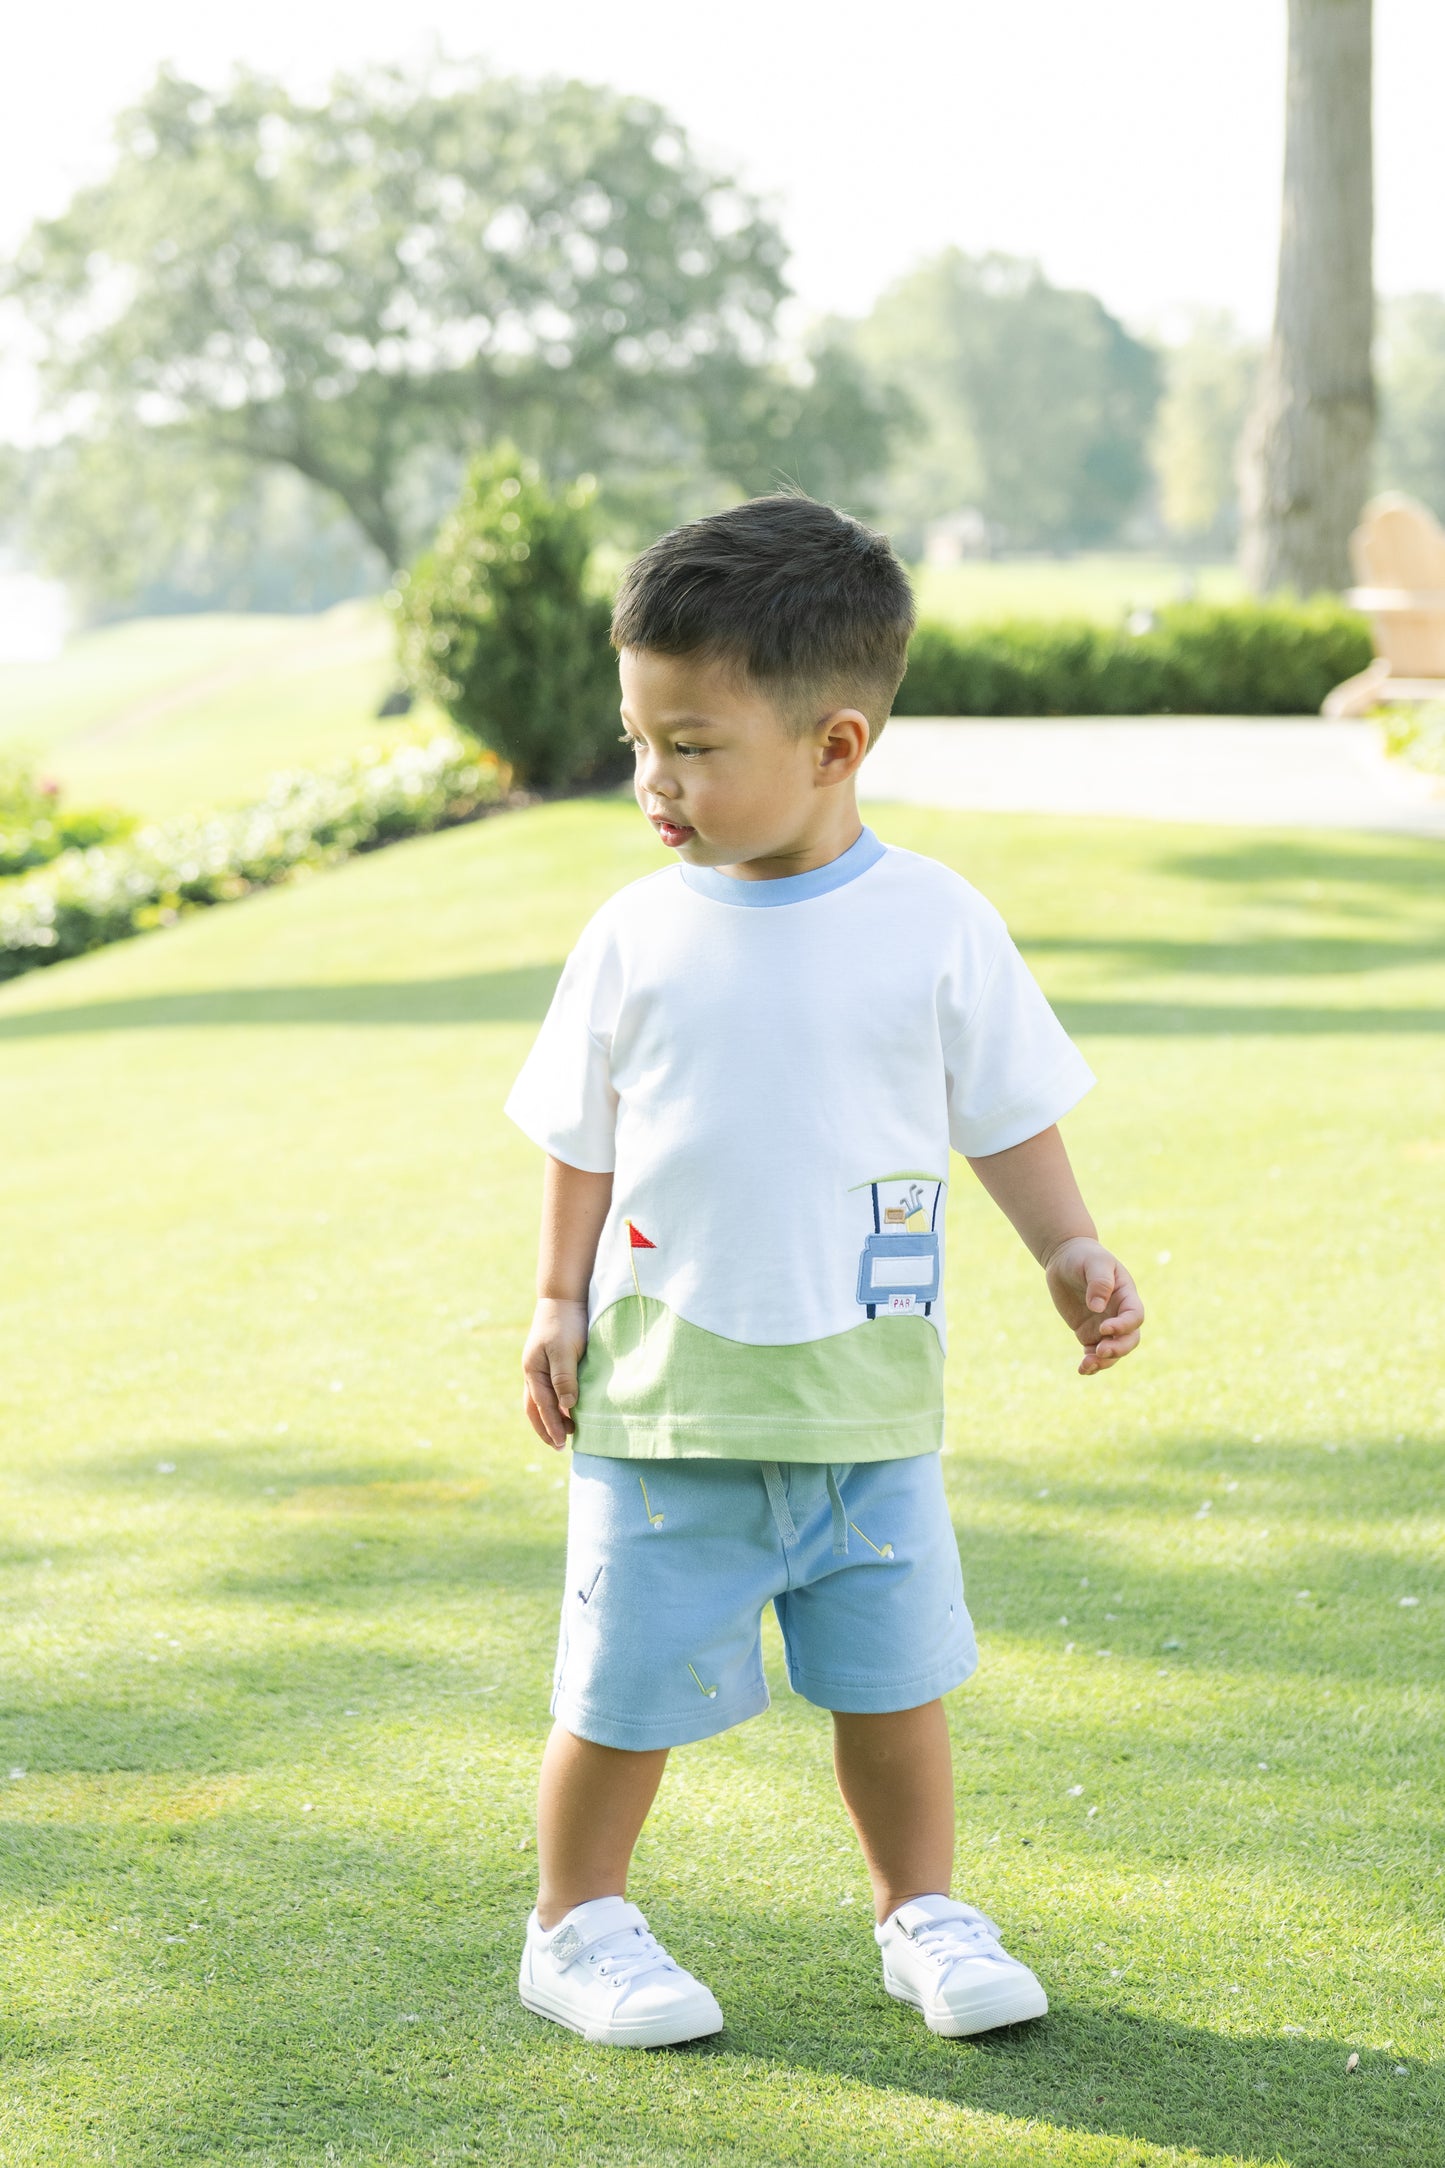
left=618, top=648, right=867, bottom=872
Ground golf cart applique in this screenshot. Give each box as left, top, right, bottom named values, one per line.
left=851, top=1173, right=944, bottom=1318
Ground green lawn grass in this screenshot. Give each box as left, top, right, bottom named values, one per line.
left=914, top=556, right=1242, bottom=627
left=1, top=792, right=1441, bottom=2167
left=0, top=604, right=431, bottom=819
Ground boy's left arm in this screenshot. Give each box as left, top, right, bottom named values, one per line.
left=964, top=1124, right=1144, bottom=1376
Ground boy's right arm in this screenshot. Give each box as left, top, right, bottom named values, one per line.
left=521, top=1154, right=614, bottom=1450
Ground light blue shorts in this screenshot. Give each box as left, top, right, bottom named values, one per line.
left=551, top=1451, right=978, bottom=1751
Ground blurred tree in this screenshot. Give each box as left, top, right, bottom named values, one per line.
left=0, top=442, right=46, bottom=567
left=851, top=250, right=1160, bottom=552
left=1152, top=312, right=1261, bottom=549
left=1239, top=0, right=1374, bottom=593
left=698, top=331, right=906, bottom=511
left=1377, top=294, right=1445, bottom=521
left=4, top=63, right=838, bottom=578
left=19, top=435, right=385, bottom=617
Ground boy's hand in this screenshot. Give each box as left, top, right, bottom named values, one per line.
left=522, top=1297, right=589, bottom=1449
left=1042, top=1236, right=1145, bottom=1376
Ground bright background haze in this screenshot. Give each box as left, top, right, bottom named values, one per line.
left=3, top=0, right=1443, bottom=443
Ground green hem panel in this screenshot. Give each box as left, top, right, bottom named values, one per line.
left=570, top=1422, right=944, bottom=1464
left=572, top=1294, right=945, bottom=1464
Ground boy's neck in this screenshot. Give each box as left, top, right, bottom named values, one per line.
left=707, top=797, right=866, bottom=884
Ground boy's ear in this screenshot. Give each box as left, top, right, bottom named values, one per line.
left=814, top=709, right=870, bottom=782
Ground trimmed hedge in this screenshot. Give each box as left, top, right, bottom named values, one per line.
left=894, top=600, right=1373, bottom=717
left=0, top=731, right=504, bottom=981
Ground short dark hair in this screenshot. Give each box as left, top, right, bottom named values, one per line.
left=610, top=494, right=915, bottom=742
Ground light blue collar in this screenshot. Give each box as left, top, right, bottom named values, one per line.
left=678, top=825, right=886, bottom=908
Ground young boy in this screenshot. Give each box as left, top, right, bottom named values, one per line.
left=504, top=495, right=1144, bottom=2049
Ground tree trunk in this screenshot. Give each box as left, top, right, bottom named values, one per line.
left=1239, top=0, right=1374, bottom=594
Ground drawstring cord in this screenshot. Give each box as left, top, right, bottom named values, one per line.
left=825, top=1466, right=849, bottom=1555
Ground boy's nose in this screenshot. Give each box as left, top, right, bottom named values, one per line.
left=638, top=759, right=680, bottom=801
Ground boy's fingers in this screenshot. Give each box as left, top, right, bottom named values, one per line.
left=1095, top=1274, right=1144, bottom=1328
left=1085, top=1264, right=1117, bottom=1312
left=523, top=1356, right=569, bottom=1447
left=521, top=1387, right=556, bottom=1447
left=1086, top=1317, right=1140, bottom=1349
left=1082, top=1319, right=1142, bottom=1366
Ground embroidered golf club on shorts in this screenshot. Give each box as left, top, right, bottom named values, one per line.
left=552, top=1450, right=978, bottom=1751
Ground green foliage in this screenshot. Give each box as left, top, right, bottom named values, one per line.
left=20, top=435, right=385, bottom=619
left=1150, top=310, right=1261, bottom=547
left=4, top=62, right=799, bottom=577
left=392, top=447, right=620, bottom=790
left=895, top=599, right=1373, bottom=717
left=0, top=762, right=133, bottom=876
left=0, top=731, right=501, bottom=980
left=1378, top=294, right=1445, bottom=522
left=698, top=332, right=907, bottom=512
left=0, top=442, right=34, bottom=548
left=852, top=250, right=1162, bottom=552
left=1380, top=701, right=1445, bottom=775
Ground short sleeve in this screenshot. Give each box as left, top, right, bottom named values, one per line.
left=503, top=922, right=620, bottom=1173
left=944, top=925, right=1096, bottom=1157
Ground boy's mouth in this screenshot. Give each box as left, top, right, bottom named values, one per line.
left=650, top=815, right=696, bottom=848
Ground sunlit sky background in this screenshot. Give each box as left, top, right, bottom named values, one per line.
left=3, top=0, right=1443, bottom=443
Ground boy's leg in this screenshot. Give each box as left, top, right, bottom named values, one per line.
left=831, top=1699, right=954, bottom=1922
left=523, top=1723, right=721, bottom=2045
left=832, top=1697, right=1047, bottom=2035
left=520, top=1455, right=782, bottom=2046
left=780, top=1458, right=1046, bottom=2035
left=535, top=1723, right=668, bottom=1928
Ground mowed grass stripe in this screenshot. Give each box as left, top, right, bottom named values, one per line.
left=0, top=797, right=1440, bottom=2167
left=0, top=605, right=421, bottom=819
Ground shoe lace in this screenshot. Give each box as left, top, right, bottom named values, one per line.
left=586, top=1921, right=678, bottom=1989
left=909, top=1907, right=1004, bottom=1966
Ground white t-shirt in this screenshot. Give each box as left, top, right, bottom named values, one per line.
left=504, top=826, right=1096, bottom=1462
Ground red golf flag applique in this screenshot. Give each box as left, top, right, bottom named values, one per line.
left=626, top=1220, right=657, bottom=1249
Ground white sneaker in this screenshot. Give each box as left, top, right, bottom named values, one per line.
left=518, top=1896, right=724, bottom=2048
left=876, top=1894, right=1048, bottom=2036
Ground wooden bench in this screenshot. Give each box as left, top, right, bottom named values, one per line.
left=1323, top=492, right=1445, bottom=717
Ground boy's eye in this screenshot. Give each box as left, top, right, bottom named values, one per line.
left=616, top=734, right=709, bottom=757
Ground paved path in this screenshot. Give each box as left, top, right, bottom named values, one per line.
left=862, top=717, right=1445, bottom=838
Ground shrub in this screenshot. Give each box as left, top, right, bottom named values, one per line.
left=1380, top=703, right=1445, bottom=774
left=0, top=762, right=133, bottom=877
left=893, top=598, right=1373, bottom=717
left=0, top=731, right=503, bottom=981
left=391, top=445, right=621, bottom=790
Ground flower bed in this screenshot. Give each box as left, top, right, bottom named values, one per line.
left=0, top=731, right=506, bottom=982
left=0, top=765, right=133, bottom=876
